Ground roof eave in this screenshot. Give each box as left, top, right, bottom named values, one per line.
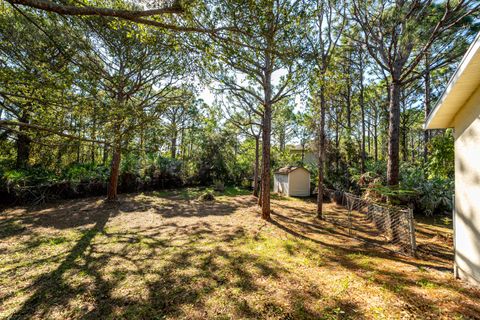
left=425, top=32, right=480, bottom=130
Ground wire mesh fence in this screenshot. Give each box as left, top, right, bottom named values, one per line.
left=324, top=188, right=416, bottom=256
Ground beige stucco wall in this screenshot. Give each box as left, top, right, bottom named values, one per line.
left=287, top=169, right=310, bottom=197
left=452, top=84, right=480, bottom=285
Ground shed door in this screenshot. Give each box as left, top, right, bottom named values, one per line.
left=276, top=174, right=289, bottom=195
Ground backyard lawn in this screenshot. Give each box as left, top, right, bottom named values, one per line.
left=1, top=188, right=479, bottom=320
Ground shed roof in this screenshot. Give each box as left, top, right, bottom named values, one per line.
left=274, top=166, right=309, bottom=175
left=425, top=32, right=480, bottom=129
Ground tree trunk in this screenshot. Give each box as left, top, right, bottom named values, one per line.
left=317, top=89, right=326, bottom=219
left=411, top=134, right=416, bottom=162
left=335, top=116, right=340, bottom=171
left=359, top=57, right=366, bottom=174
left=387, top=80, right=402, bottom=186
left=16, top=111, right=31, bottom=168
left=91, top=112, right=97, bottom=163
left=402, top=125, right=408, bottom=162
left=261, top=103, right=271, bottom=220
left=279, top=130, right=286, bottom=152
left=345, top=75, right=352, bottom=167
left=102, top=144, right=109, bottom=165
left=367, top=115, right=371, bottom=155
left=171, top=131, right=177, bottom=159
left=423, top=55, right=431, bottom=163
left=374, top=107, right=378, bottom=162
left=258, top=184, right=262, bottom=206
left=253, top=136, right=260, bottom=197
left=107, top=146, right=121, bottom=201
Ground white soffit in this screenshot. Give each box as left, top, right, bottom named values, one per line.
left=425, top=33, right=480, bottom=129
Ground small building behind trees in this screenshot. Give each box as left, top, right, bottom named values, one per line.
left=273, top=166, right=310, bottom=197
left=425, top=33, right=480, bottom=286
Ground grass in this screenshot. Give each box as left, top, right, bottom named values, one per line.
left=1, top=189, right=479, bottom=319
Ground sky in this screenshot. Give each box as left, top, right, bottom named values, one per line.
left=197, top=68, right=306, bottom=113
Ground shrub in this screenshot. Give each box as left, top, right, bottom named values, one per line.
left=399, top=164, right=453, bottom=215
left=198, top=191, right=215, bottom=201
left=2, top=166, right=56, bottom=190
left=62, top=163, right=109, bottom=183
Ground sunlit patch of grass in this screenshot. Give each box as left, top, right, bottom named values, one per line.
left=321, top=306, right=346, bottom=320
left=366, top=271, right=378, bottom=283
left=218, top=186, right=251, bottom=197
left=416, top=278, right=437, bottom=289
left=370, top=306, right=386, bottom=319
left=335, top=276, right=351, bottom=295
left=271, top=193, right=302, bottom=201
left=392, top=283, right=406, bottom=293
left=150, top=190, right=172, bottom=198
left=346, top=252, right=374, bottom=269
left=237, top=233, right=326, bottom=269
left=47, top=236, right=68, bottom=245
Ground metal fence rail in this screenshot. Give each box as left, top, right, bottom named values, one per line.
left=324, top=188, right=416, bottom=256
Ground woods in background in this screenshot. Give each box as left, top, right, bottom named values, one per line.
left=0, top=0, right=479, bottom=216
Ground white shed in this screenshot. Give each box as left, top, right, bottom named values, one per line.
left=273, top=166, right=310, bottom=197
left=425, top=32, right=480, bottom=286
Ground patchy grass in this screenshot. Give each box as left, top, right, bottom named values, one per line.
left=1, top=189, right=479, bottom=319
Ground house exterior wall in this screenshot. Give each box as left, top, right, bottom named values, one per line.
left=287, top=169, right=310, bottom=197
left=290, top=150, right=318, bottom=166
left=274, top=174, right=289, bottom=195
left=452, top=85, right=480, bottom=285
left=303, top=152, right=318, bottom=166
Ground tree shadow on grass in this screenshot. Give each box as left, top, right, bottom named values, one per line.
left=267, top=215, right=480, bottom=319
left=8, top=201, right=116, bottom=319
left=5, top=196, right=367, bottom=319
left=8, top=192, right=476, bottom=319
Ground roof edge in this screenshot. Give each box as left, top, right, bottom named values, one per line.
left=425, top=32, right=480, bottom=130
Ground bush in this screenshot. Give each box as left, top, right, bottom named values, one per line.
left=62, top=163, right=109, bottom=183
left=427, top=130, right=454, bottom=180
left=2, top=166, right=56, bottom=190
left=347, top=161, right=453, bottom=216
left=198, top=191, right=215, bottom=201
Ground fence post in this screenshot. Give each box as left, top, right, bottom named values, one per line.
left=407, top=208, right=416, bottom=256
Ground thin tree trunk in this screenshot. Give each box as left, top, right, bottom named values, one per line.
left=317, top=89, right=326, bottom=219
left=402, top=125, right=408, bottom=162
left=253, top=136, right=260, bottom=197
left=335, top=115, right=339, bottom=171
left=258, top=184, right=262, bottom=206
left=171, top=131, right=177, bottom=159
left=387, top=80, right=402, bottom=186
left=279, top=130, right=286, bottom=152
left=423, top=55, right=431, bottom=163
left=91, top=111, right=97, bottom=164
left=16, top=111, right=31, bottom=168
left=359, top=54, right=366, bottom=174
left=102, top=144, right=108, bottom=165
left=374, top=107, right=378, bottom=162
left=411, top=133, right=416, bottom=162
left=367, top=118, right=371, bottom=155
left=345, top=76, right=352, bottom=167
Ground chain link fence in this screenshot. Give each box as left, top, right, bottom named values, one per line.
left=324, top=188, right=417, bottom=256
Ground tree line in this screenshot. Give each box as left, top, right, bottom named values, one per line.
left=1, top=0, right=479, bottom=216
